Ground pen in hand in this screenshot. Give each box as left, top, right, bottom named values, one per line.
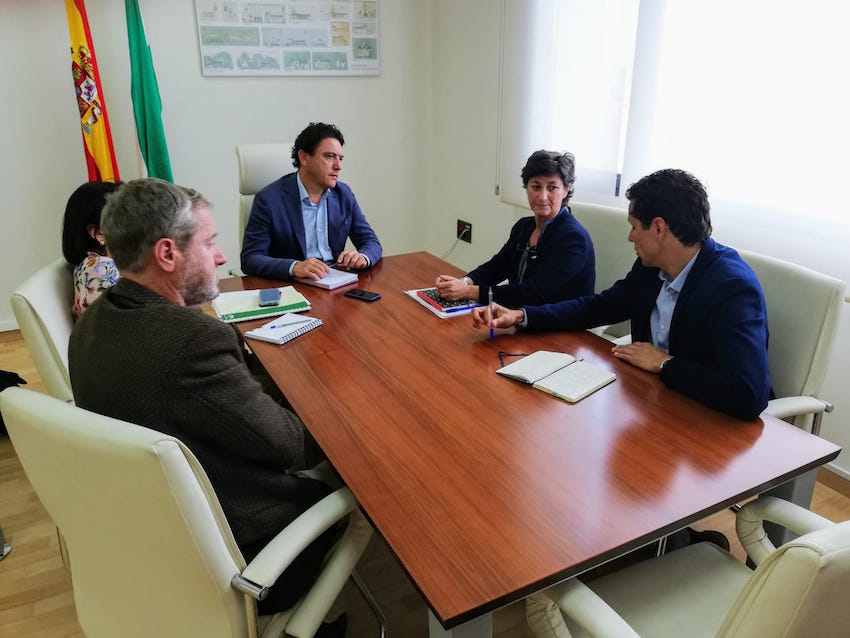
left=488, top=286, right=494, bottom=340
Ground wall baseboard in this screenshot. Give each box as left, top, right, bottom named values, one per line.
left=819, top=464, right=850, bottom=499
left=0, top=319, right=19, bottom=332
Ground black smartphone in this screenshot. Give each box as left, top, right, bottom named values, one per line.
left=344, top=289, right=381, bottom=302
left=258, top=288, right=281, bottom=306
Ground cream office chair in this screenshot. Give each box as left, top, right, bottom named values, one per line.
left=738, top=250, right=845, bottom=435
left=542, top=496, right=850, bottom=638
left=10, top=259, right=75, bottom=403
left=570, top=202, right=635, bottom=343
left=0, top=387, right=383, bottom=638
left=737, top=252, right=843, bottom=543
left=233, top=142, right=292, bottom=276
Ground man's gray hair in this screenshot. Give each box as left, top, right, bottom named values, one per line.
left=101, top=178, right=209, bottom=273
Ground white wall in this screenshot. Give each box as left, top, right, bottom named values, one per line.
left=0, top=2, right=92, bottom=331
left=0, top=0, right=431, bottom=331
left=427, top=0, right=525, bottom=272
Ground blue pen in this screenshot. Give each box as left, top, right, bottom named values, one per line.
left=444, top=303, right=477, bottom=314
left=268, top=317, right=309, bottom=329
left=488, top=286, right=494, bottom=340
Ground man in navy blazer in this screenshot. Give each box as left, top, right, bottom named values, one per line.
left=241, top=122, right=382, bottom=281
left=474, top=168, right=771, bottom=421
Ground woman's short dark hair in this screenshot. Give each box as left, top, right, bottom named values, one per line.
left=291, top=122, right=345, bottom=167
left=61, top=181, right=122, bottom=265
left=521, top=150, right=576, bottom=205
left=625, top=169, right=712, bottom=246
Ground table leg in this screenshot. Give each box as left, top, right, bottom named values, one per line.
left=428, top=610, right=492, bottom=637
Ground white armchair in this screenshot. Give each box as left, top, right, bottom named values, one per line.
left=738, top=249, right=845, bottom=435
left=10, top=259, right=75, bottom=403
left=542, top=496, right=848, bottom=637
left=570, top=202, right=636, bottom=343
left=0, top=387, right=383, bottom=638
left=233, top=142, right=292, bottom=277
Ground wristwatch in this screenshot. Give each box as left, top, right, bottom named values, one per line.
left=659, top=356, right=673, bottom=372
left=460, top=276, right=472, bottom=285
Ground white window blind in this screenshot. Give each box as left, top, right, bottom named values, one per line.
left=625, top=0, right=850, bottom=224
left=499, top=0, right=850, bottom=227
left=498, top=0, right=639, bottom=208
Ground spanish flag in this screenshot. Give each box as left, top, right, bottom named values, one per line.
left=65, top=0, right=120, bottom=182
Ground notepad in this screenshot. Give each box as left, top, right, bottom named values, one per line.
left=244, top=313, right=323, bottom=345
left=415, top=287, right=480, bottom=313
left=496, top=350, right=616, bottom=403
left=211, top=287, right=310, bottom=323
left=404, top=288, right=480, bottom=318
left=295, top=268, right=359, bottom=290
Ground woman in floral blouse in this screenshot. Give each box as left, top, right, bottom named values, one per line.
left=61, top=181, right=122, bottom=320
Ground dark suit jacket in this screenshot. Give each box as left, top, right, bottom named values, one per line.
left=68, top=279, right=328, bottom=549
left=525, top=238, right=771, bottom=419
left=241, top=172, right=382, bottom=280
left=466, top=208, right=595, bottom=306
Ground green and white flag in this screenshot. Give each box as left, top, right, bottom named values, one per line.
left=125, top=0, right=172, bottom=181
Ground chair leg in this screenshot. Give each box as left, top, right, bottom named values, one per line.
left=351, top=569, right=388, bottom=638
left=57, top=527, right=70, bottom=569
left=0, top=523, right=10, bottom=560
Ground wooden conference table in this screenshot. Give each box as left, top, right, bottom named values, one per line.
left=220, top=252, right=840, bottom=637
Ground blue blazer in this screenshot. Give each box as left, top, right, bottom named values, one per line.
left=241, top=172, right=382, bottom=280
left=525, top=238, right=771, bottom=419
left=466, top=208, right=595, bottom=307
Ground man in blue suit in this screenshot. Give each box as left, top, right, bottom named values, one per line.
left=241, top=122, right=382, bottom=281
left=474, top=168, right=771, bottom=421
left=485, top=169, right=772, bottom=638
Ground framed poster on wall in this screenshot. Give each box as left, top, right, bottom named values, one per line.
left=194, top=1, right=379, bottom=76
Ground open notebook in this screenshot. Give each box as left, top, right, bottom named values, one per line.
left=244, top=313, right=323, bottom=345
left=496, top=350, right=616, bottom=403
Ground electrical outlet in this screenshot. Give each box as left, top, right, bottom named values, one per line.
left=457, top=219, right=472, bottom=243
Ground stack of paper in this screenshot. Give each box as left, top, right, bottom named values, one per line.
left=295, top=268, right=358, bottom=290
left=212, top=287, right=310, bottom=323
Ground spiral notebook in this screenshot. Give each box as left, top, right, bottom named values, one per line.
left=244, top=313, right=323, bottom=345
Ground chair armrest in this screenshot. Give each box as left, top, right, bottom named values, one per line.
left=236, top=487, right=357, bottom=595
left=285, top=507, right=373, bottom=638
left=736, top=496, right=834, bottom=566
left=547, top=579, right=641, bottom=638
left=762, top=395, right=830, bottom=420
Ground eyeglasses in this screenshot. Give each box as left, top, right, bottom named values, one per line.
left=498, top=351, right=530, bottom=368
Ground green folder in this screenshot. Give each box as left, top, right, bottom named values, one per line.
left=211, top=287, right=310, bottom=323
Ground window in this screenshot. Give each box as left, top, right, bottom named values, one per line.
left=499, top=0, right=850, bottom=231
left=498, top=0, right=639, bottom=207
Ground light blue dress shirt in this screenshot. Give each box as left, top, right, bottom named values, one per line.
left=650, top=249, right=701, bottom=353
left=289, top=173, right=334, bottom=275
